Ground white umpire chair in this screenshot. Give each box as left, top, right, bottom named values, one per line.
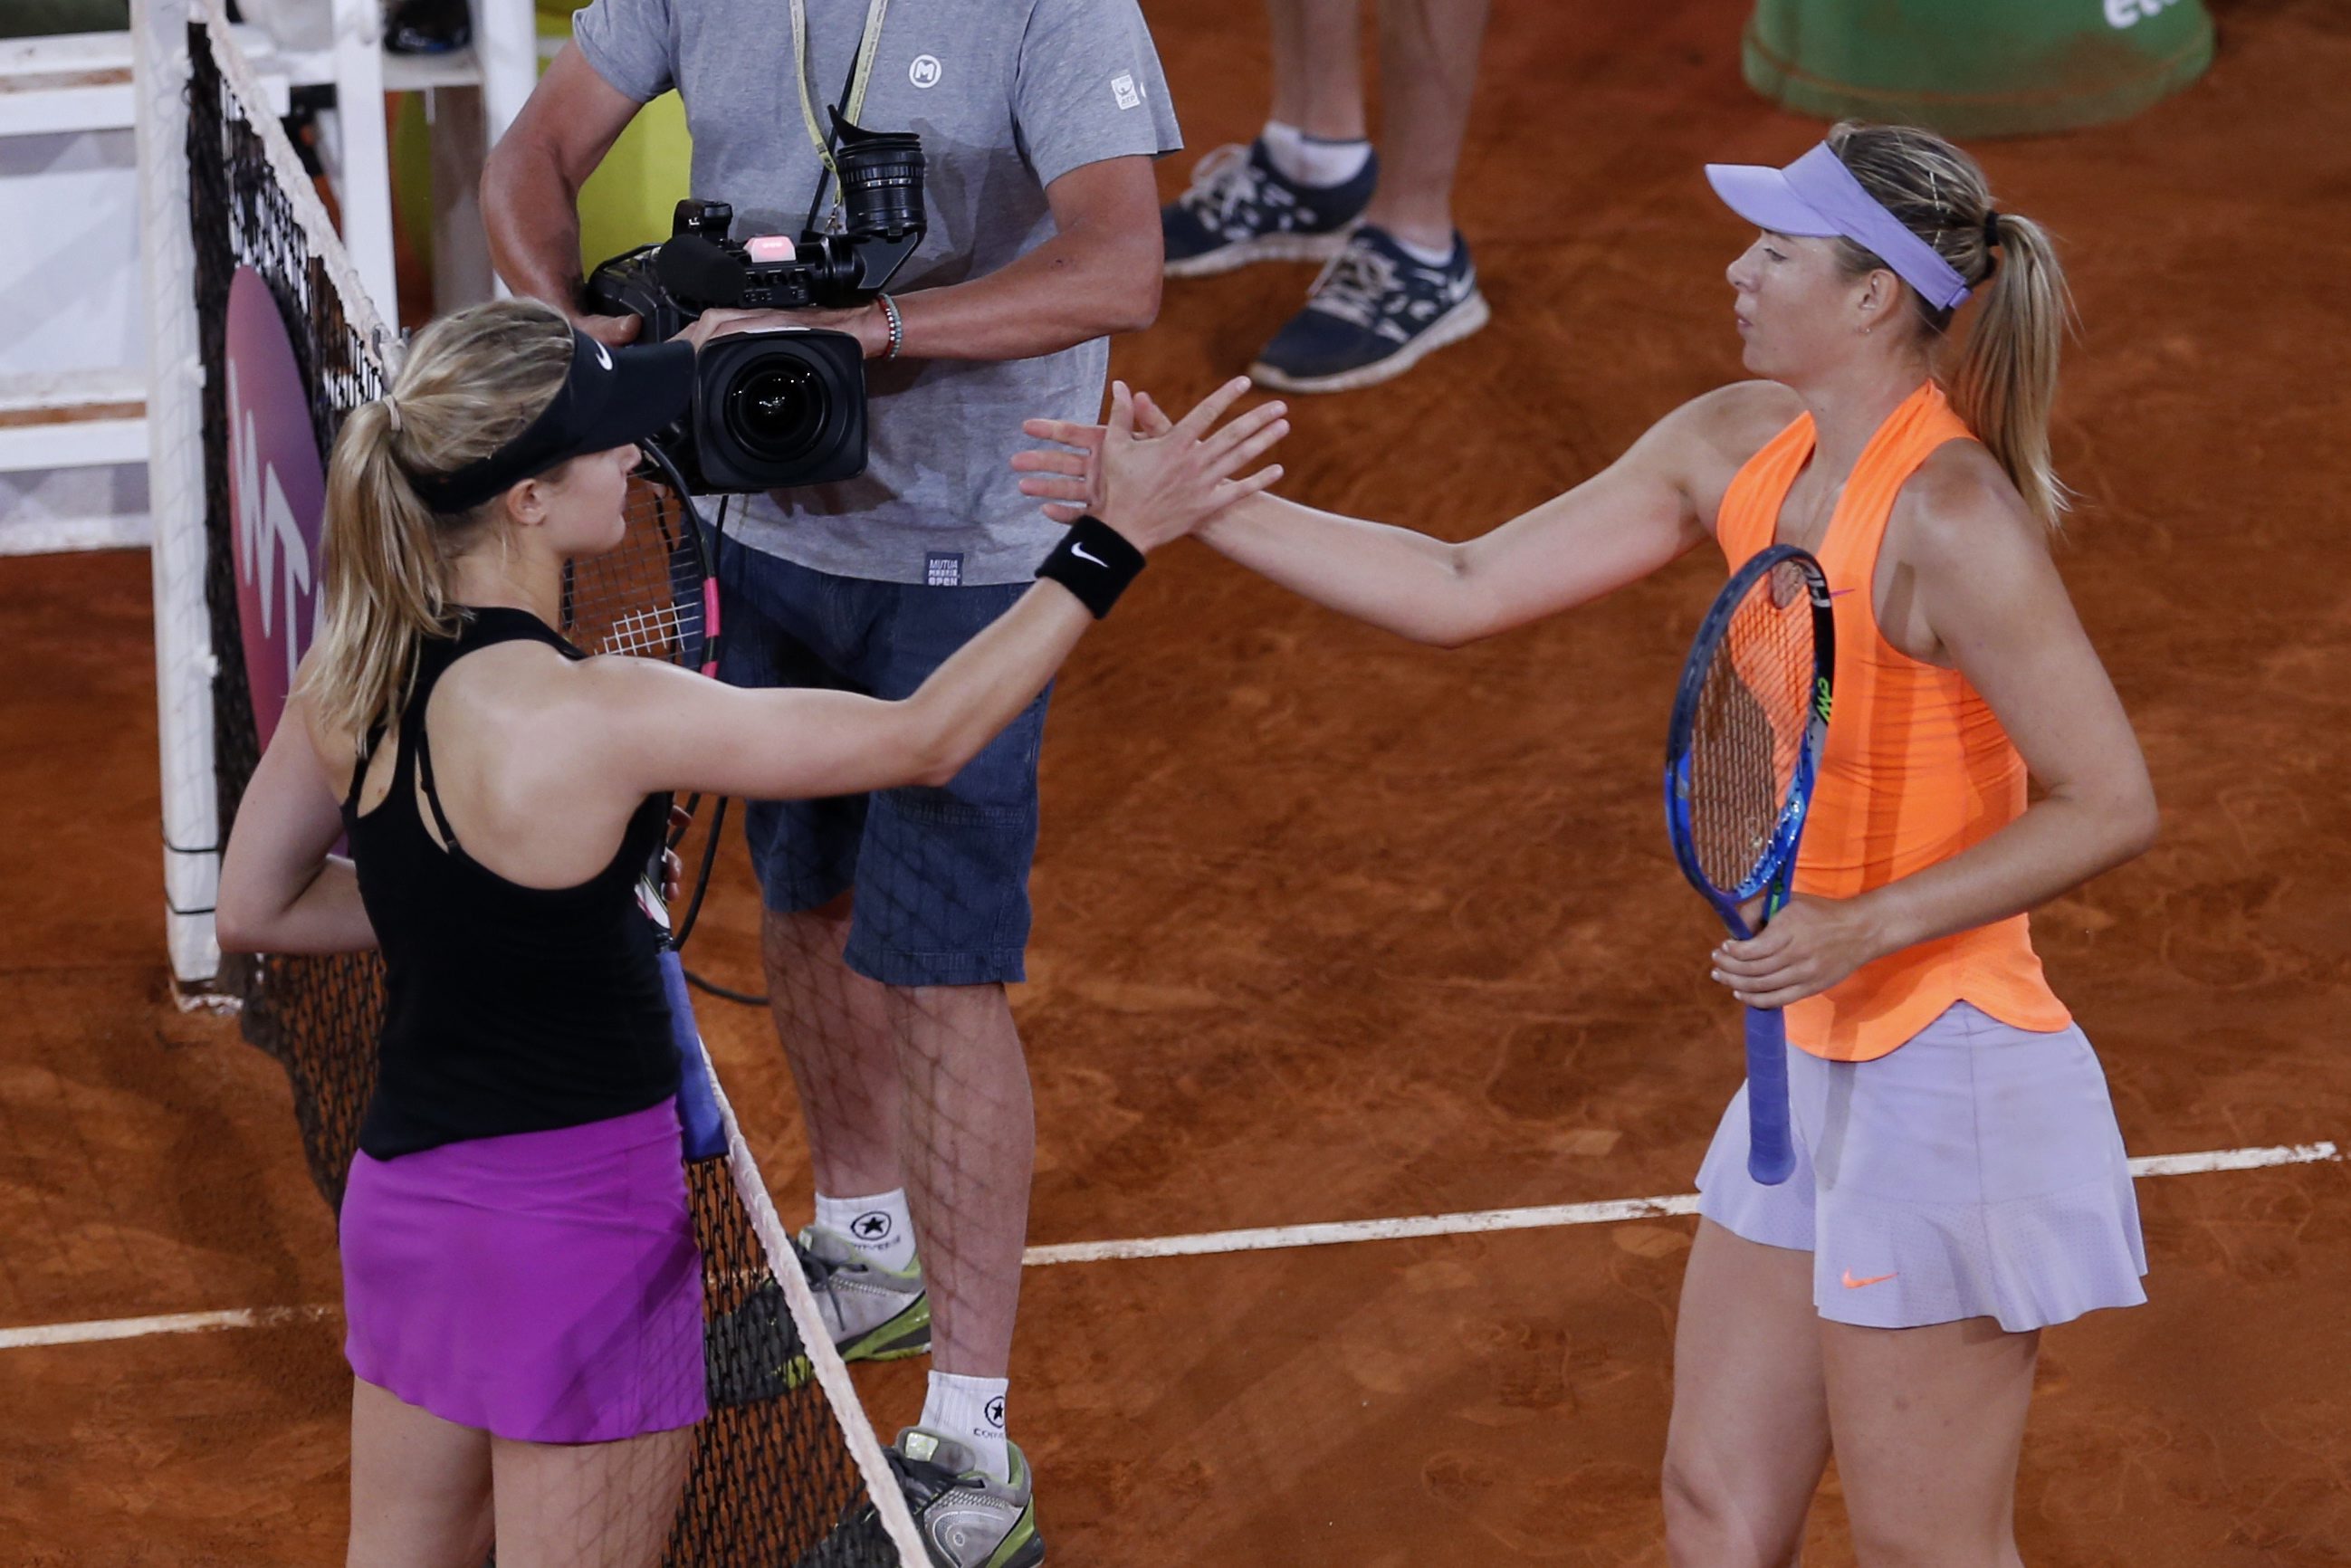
left=2, top=0, right=539, bottom=556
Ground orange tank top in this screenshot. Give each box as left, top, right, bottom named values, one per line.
left=1715, top=381, right=2070, bottom=1062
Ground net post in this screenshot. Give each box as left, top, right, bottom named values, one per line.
left=133, top=0, right=225, bottom=990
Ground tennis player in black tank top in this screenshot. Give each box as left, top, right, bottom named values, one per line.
left=217, top=298, right=1287, bottom=1568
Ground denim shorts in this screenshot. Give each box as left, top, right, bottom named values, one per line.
left=712, top=533, right=1047, bottom=989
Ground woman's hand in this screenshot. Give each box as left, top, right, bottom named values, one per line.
left=1088, top=379, right=1286, bottom=551
left=1708, top=894, right=1888, bottom=1009
left=1014, top=388, right=1185, bottom=522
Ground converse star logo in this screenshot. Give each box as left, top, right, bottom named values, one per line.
left=1071, top=541, right=1107, bottom=568
left=983, top=1396, right=1007, bottom=1429
left=852, top=1210, right=893, bottom=1242
left=1110, top=71, right=1142, bottom=110
left=909, top=53, right=943, bottom=89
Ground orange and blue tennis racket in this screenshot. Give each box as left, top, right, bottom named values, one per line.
left=1664, top=544, right=1835, bottom=1186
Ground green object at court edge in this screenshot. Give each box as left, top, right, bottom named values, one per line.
left=1742, top=0, right=2215, bottom=138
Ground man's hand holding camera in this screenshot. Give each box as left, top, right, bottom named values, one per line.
left=678, top=302, right=890, bottom=359
left=569, top=297, right=890, bottom=358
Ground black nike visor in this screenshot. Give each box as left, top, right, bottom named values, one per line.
left=407, top=328, right=693, bottom=514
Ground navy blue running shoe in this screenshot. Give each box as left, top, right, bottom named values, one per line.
left=385, top=0, right=471, bottom=54
left=1248, top=224, right=1490, bottom=394
left=1161, top=139, right=1377, bottom=279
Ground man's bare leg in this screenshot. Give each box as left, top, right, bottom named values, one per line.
left=1267, top=0, right=1367, bottom=141
left=762, top=896, right=902, bottom=1199
left=1363, top=0, right=1493, bottom=253
left=762, top=898, right=1036, bottom=1482
left=888, top=981, right=1035, bottom=1378
left=761, top=894, right=1037, bottom=1368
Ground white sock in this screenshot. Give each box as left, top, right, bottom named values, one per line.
left=813, top=1190, right=917, bottom=1273
left=1388, top=229, right=1459, bottom=267
left=921, top=1372, right=1010, bottom=1483
left=1261, top=119, right=1371, bottom=188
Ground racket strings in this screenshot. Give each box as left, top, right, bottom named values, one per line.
left=561, top=478, right=708, bottom=666
left=1687, top=559, right=1819, bottom=893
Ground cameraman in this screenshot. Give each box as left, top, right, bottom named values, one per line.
left=483, top=2, right=1180, bottom=1557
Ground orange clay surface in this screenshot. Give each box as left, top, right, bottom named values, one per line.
left=6, top=1, right=2351, bottom=1563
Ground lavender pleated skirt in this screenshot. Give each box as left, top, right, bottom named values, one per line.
left=1697, top=1002, right=2147, bottom=1333
left=339, top=1098, right=707, bottom=1443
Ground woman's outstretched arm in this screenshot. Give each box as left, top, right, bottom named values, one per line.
left=1017, top=387, right=1750, bottom=646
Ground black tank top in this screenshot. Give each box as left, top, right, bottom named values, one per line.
left=342, top=607, right=679, bottom=1159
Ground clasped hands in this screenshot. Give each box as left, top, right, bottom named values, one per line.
left=1014, top=386, right=1196, bottom=522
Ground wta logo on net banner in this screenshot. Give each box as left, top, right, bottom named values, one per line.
left=225, top=265, right=330, bottom=751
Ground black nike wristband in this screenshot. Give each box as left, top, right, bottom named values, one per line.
left=1034, top=515, right=1145, bottom=619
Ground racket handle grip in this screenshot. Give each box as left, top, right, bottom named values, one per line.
left=1742, top=1006, right=1798, bottom=1187
left=660, top=948, right=729, bottom=1162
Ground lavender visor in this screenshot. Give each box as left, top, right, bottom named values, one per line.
left=1706, top=143, right=1972, bottom=311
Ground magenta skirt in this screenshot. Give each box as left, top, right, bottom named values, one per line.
left=339, top=1098, right=708, bottom=1443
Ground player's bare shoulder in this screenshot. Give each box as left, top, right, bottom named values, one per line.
left=1649, top=380, right=1804, bottom=520
left=1891, top=438, right=2049, bottom=578
left=1684, top=379, right=1805, bottom=457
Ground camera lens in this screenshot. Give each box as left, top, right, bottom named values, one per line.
left=836, top=131, right=924, bottom=240
left=721, top=354, right=831, bottom=463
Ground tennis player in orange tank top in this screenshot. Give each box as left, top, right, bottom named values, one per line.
left=1020, top=121, right=2158, bottom=1567
left=1716, top=378, right=2074, bottom=1062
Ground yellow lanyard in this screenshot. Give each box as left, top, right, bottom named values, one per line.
left=790, top=0, right=893, bottom=230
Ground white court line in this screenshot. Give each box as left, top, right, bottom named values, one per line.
left=0, top=1304, right=332, bottom=1352
left=1020, top=1140, right=2341, bottom=1267
left=3, top=1142, right=2337, bottom=1349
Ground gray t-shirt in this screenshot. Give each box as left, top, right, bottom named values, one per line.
left=572, top=0, right=1181, bottom=585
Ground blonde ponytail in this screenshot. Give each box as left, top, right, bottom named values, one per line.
left=300, top=298, right=576, bottom=736
left=1946, top=211, right=2074, bottom=531
left=1825, top=121, right=2076, bottom=531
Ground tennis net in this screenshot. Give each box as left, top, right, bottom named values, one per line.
left=159, top=5, right=920, bottom=1561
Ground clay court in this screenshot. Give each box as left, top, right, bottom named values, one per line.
left=6, top=0, right=2351, bottom=1562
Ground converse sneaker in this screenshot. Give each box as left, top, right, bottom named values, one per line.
left=1161, top=140, right=1378, bottom=279
left=702, top=1228, right=929, bottom=1403
left=798, top=1224, right=931, bottom=1368
left=1249, top=224, right=1491, bottom=394
left=888, top=1427, right=1044, bottom=1568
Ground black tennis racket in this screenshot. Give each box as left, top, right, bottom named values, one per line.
left=1663, top=544, right=1835, bottom=1186
left=557, top=439, right=730, bottom=1159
